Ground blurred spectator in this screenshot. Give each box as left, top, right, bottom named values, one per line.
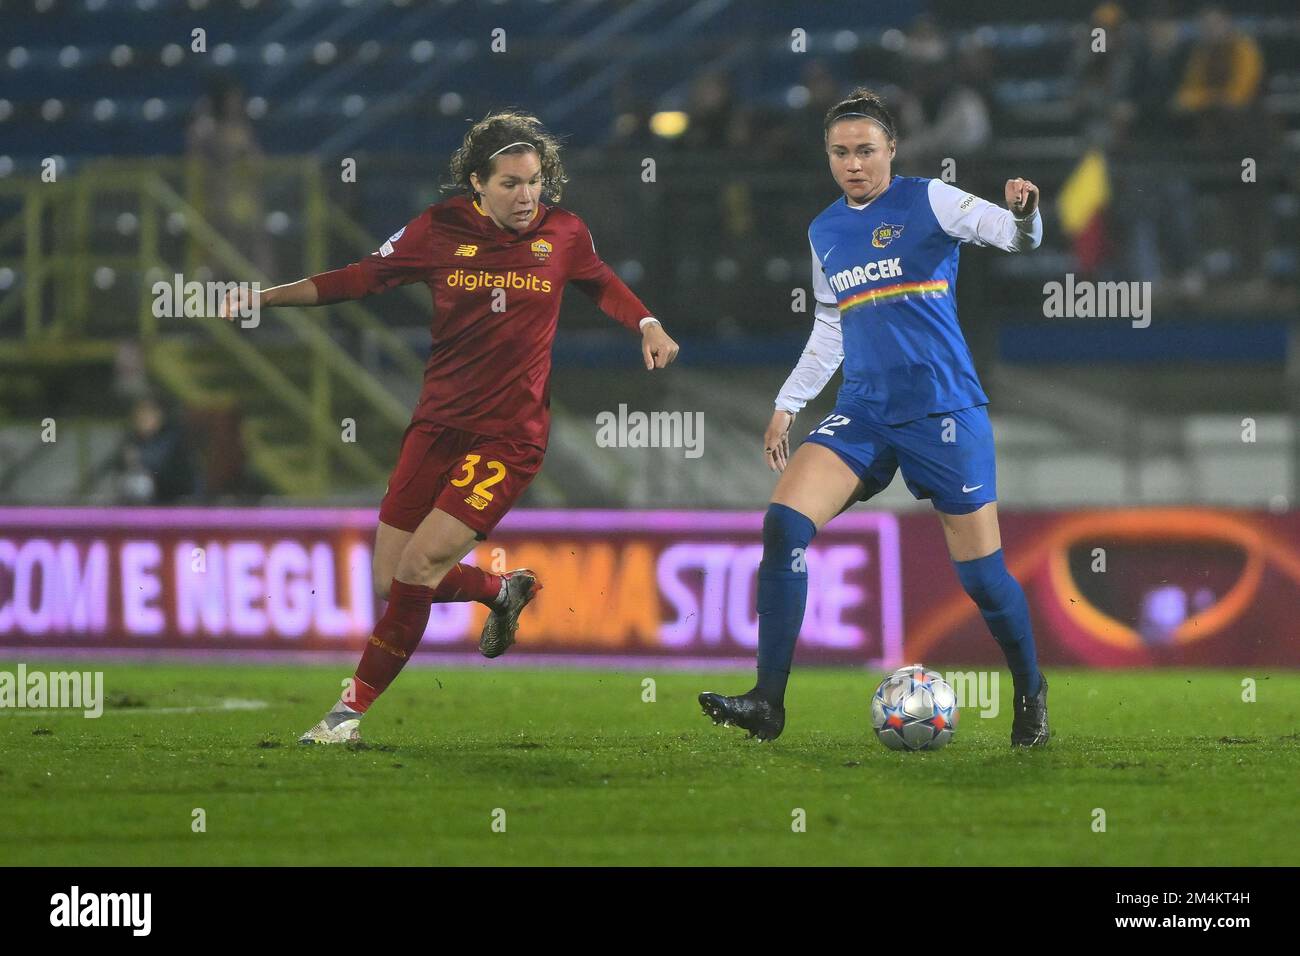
left=113, top=396, right=201, bottom=504
left=724, top=101, right=789, bottom=161
left=1173, top=5, right=1265, bottom=147
left=683, top=72, right=736, bottom=151
left=186, top=76, right=273, bottom=276
left=897, top=42, right=993, bottom=169
left=1111, top=147, right=1204, bottom=297
left=902, top=14, right=948, bottom=64
left=1067, top=2, right=1139, bottom=146
left=1123, top=0, right=1187, bottom=140
left=802, top=59, right=840, bottom=122
left=1111, top=0, right=1202, bottom=296
left=608, top=80, right=656, bottom=152
left=111, top=341, right=152, bottom=403
left=1173, top=6, right=1270, bottom=287
left=773, top=59, right=842, bottom=165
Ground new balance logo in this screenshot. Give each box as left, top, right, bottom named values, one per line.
left=455, top=244, right=478, bottom=257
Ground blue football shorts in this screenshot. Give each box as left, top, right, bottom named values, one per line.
left=801, top=401, right=997, bottom=515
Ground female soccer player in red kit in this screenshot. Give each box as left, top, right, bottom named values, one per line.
left=220, top=112, right=679, bottom=743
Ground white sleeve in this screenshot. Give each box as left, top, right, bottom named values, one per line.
left=775, top=241, right=844, bottom=414
left=810, top=237, right=837, bottom=307
left=927, top=178, right=1042, bottom=252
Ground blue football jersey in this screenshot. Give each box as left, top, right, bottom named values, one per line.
left=806, top=175, right=1040, bottom=425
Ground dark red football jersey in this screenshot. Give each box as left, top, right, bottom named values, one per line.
left=309, top=194, right=654, bottom=449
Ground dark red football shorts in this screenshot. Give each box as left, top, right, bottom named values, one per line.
left=378, top=421, right=545, bottom=539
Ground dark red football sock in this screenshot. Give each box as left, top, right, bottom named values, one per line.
left=432, top=563, right=502, bottom=605
left=347, top=676, right=379, bottom=713
left=352, top=578, right=436, bottom=710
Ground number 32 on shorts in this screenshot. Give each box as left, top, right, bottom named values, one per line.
left=450, top=453, right=508, bottom=511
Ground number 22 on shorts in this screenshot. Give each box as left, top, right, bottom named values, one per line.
left=815, top=414, right=851, bottom=436
left=450, top=453, right=509, bottom=507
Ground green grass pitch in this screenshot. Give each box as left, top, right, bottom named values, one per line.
left=2, top=662, right=1297, bottom=866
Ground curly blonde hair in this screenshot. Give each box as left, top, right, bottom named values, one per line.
left=444, top=110, right=568, bottom=202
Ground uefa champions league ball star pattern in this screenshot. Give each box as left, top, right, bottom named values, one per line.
left=870, top=665, right=958, bottom=751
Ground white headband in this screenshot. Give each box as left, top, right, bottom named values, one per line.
left=488, top=141, right=536, bottom=159
left=831, top=112, right=894, bottom=138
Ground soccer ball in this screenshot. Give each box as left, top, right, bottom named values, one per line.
left=870, top=664, right=958, bottom=752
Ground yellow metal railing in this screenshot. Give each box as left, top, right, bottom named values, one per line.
left=0, top=157, right=417, bottom=491
left=0, top=156, right=563, bottom=499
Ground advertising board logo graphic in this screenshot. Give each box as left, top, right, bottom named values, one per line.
left=904, top=509, right=1300, bottom=667
left=0, top=508, right=903, bottom=665
left=7, top=508, right=1297, bottom=667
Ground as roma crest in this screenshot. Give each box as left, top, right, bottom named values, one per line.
left=531, top=239, right=552, bottom=261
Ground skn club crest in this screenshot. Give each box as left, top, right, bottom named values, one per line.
left=872, top=223, right=904, bottom=249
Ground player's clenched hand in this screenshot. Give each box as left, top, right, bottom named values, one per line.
left=641, top=321, right=680, bottom=371
left=1005, top=178, right=1039, bottom=218
left=217, top=285, right=260, bottom=321
left=764, top=410, right=794, bottom=473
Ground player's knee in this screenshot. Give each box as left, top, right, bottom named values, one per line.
left=395, top=550, right=437, bottom=586
left=761, top=503, right=817, bottom=574
left=395, top=539, right=460, bottom=586
left=953, top=548, right=1017, bottom=611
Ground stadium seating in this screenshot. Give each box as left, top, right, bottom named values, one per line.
left=1, top=0, right=1296, bottom=507
left=4, top=0, right=1296, bottom=163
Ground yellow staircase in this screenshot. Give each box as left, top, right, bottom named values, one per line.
left=0, top=157, right=423, bottom=495
left=0, top=155, right=564, bottom=500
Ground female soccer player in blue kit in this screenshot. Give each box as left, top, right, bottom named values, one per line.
left=700, top=89, right=1050, bottom=746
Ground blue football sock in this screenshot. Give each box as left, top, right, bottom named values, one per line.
left=754, top=503, right=817, bottom=705
left=953, top=549, right=1041, bottom=698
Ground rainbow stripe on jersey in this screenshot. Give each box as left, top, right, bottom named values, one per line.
left=839, top=279, right=950, bottom=312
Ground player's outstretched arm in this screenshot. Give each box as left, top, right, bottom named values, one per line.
left=217, top=278, right=319, bottom=321
left=928, top=178, right=1043, bottom=252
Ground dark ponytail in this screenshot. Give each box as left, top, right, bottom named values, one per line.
left=823, top=87, right=897, bottom=143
